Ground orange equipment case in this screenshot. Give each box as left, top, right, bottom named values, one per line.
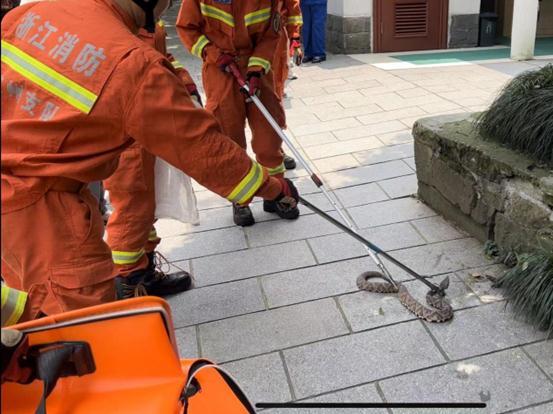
left=2, top=297, right=256, bottom=414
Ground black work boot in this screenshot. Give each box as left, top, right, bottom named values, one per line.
left=115, top=252, right=192, bottom=299
left=233, top=203, right=255, bottom=227
left=263, top=199, right=300, bottom=220
left=283, top=154, right=296, bottom=170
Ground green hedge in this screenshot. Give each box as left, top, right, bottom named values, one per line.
left=477, top=64, right=553, bottom=166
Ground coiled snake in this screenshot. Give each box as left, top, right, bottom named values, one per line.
left=356, top=272, right=453, bottom=323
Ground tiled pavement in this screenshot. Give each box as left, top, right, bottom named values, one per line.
left=161, top=6, right=552, bottom=413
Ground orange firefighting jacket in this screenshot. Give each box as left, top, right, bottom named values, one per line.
left=1, top=0, right=280, bottom=213
left=139, top=20, right=195, bottom=86
left=283, top=0, right=302, bottom=39
left=176, top=0, right=283, bottom=74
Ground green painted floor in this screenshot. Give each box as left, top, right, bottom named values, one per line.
left=395, top=37, right=553, bottom=65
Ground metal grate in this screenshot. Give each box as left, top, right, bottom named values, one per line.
left=394, top=1, right=428, bottom=36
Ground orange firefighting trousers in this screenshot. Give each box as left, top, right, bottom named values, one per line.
left=273, top=30, right=290, bottom=101
left=1, top=187, right=116, bottom=320
left=103, top=143, right=159, bottom=276
left=203, top=59, right=287, bottom=177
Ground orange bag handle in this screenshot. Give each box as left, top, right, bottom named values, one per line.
left=182, top=359, right=256, bottom=414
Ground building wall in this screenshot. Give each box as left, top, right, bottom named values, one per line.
left=327, top=0, right=372, bottom=54
left=326, top=0, right=483, bottom=54
left=448, top=0, right=481, bottom=48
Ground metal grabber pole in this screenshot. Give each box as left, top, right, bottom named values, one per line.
left=227, top=63, right=445, bottom=294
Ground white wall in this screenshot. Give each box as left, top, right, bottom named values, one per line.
left=327, top=0, right=343, bottom=16
left=328, top=0, right=372, bottom=17
left=330, top=0, right=480, bottom=18
left=449, top=0, right=481, bottom=15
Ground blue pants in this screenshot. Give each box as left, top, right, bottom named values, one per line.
left=301, top=3, right=327, bottom=58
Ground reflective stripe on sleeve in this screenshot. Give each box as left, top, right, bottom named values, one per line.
left=287, top=15, right=303, bottom=25
left=200, top=3, right=235, bottom=27
left=266, top=163, right=285, bottom=176
left=1, top=285, right=28, bottom=326
left=1, top=40, right=98, bottom=114
left=191, top=35, right=210, bottom=58
left=227, top=161, right=264, bottom=205
left=244, top=7, right=271, bottom=26
left=112, top=249, right=145, bottom=265
left=248, top=56, right=271, bottom=74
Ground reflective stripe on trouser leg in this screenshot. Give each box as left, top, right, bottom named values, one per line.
left=111, top=249, right=145, bottom=265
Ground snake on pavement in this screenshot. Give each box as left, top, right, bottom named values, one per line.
left=356, top=271, right=453, bottom=323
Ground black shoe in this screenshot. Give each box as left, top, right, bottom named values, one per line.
left=263, top=200, right=300, bottom=220
left=115, top=252, right=192, bottom=299
left=302, top=56, right=313, bottom=64
left=233, top=203, right=255, bottom=227
left=283, top=154, right=296, bottom=170
left=312, top=56, right=326, bottom=64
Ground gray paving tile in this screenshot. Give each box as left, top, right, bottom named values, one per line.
left=266, top=384, right=386, bottom=414
left=323, top=160, right=413, bottom=190
left=200, top=298, right=348, bottom=362
left=512, top=402, right=553, bottom=414
left=157, top=227, right=247, bottom=262
left=456, top=265, right=507, bottom=304
left=291, top=117, right=361, bottom=137
left=304, top=136, right=385, bottom=160
left=411, top=216, right=468, bottom=243
left=339, top=273, right=481, bottom=332
left=283, top=320, right=445, bottom=398
left=222, top=353, right=292, bottom=403
left=357, top=107, right=426, bottom=125
left=313, top=154, right=360, bottom=173
left=333, top=121, right=408, bottom=140
left=338, top=290, right=412, bottom=332
left=389, top=238, right=492, bottom=277
left=377, top=130, right=414, bottom=146
left=426, top=302, right=548, bottom=360
left=174, top=326, right=198, bottom=358
left=294, top=131, right=338, bottom=147
left=261, top=258, right=370, bottom=308
left=308, top=222, right=425, bottom=264
left=353, top=143, right=414, bottom=166
left=191, top=240, right=317, bottom=286
left=382, top=349, right=553, bottom=414
left=524, top=341, right=553, bottom=379
left=333, top=182, right=389, bottom=208
left=195, top=189, right=229, bottom=210
left=167, top=278, right=265, bottom=328
left=403, top=157, right=416, bottom=171
left=349, top=198, right=436, bottom=229
left=378, top=174, right=418, bottom=198
left=244, top=211, right=342, bottom=248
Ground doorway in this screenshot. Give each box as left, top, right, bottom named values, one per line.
left=373, top=0, right=449, bottom=53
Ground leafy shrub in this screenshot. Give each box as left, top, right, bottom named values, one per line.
left=477, top=64, right=553, bottom=166
left=494, top=251, right=553, bottom=334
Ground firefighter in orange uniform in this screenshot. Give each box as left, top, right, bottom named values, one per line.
left=103, top=19, right=203, bottom=299
left=176, top=0, right=300, bottom=227
left=273, top=0, right=302, bottom=100
left=1, top=0, right=300, bottom=321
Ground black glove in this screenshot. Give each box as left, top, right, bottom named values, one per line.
left=268, top=177, right=300, bottom=220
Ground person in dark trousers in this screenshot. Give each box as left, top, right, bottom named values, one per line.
left=301, top=0, right=327, bottom=64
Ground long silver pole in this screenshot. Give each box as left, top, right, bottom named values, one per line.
left=245, top=88, right=396, bottom=285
